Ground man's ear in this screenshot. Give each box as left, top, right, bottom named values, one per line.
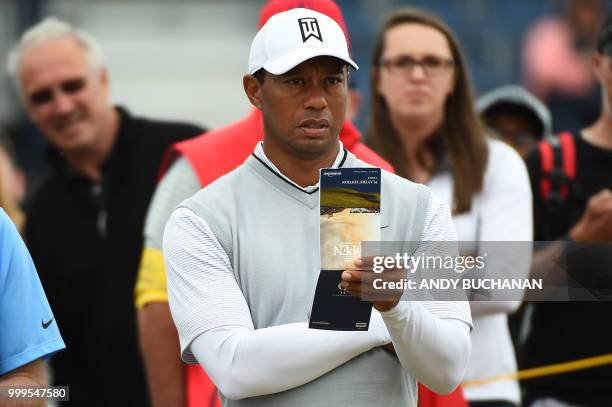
left=592, top=52, right=603, bottom=81
left=98, top=67, right=111, bottom=102
left=243, top=74, right=263, bottom=110
left=100, top=67, right=109, bottom=85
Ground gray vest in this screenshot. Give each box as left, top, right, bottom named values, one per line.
left=182, top=152, right=431, bottom=407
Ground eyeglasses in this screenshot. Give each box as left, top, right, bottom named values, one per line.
left=28, top=78, right=86, bottom=106
left=380, top=55, right=455, bottom=77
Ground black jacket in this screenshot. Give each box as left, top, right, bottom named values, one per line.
left=25, top=107, right=204, bottom=406
left=522, top=133, right=612, bottom=407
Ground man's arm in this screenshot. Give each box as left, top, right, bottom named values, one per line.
left=0, top=359, right=46, bottom=407
left=0, top=210, right=65, bottom=406
left=134, top=157, right=201, bottom=407
left=381, top=304, right=470, bottom=394
left=164, top=207, right=391, bottom=401
left=137, top=302, right=185, bottom=407
left=568, top=188, right=612, bottom=242
left=189, top=313, right=390, bottom=400
left=529, top=188, right=612, bottom=288
left=525, top=143, right=612, bottom=287
left=385, top=196, right=472, bottom=393
left=341, top=193, right=472, bottom=394
left=0, top=359, right=46, bottom=387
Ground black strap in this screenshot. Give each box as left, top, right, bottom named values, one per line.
left=546, top=137, right=567, bottom=206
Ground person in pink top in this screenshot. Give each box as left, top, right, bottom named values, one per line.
left=523, top=0, right=604, bottom=133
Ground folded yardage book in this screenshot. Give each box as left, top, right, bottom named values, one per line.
left=309, top=167, right=381, bottom=331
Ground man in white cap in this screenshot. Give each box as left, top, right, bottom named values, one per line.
left=163, top=8, right=472, bottom=406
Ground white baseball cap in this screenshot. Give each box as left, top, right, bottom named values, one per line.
left=248, top=7, right=358, bottom=75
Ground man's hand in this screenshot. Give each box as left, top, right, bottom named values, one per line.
left=570, top=188, right=612, bottom=241
left=340, top=257, right=405, bottom=312
left=383, top=343, right=397, bottom=355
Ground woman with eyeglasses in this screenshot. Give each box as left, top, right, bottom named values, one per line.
left=367, top=8, right=533, bottom=407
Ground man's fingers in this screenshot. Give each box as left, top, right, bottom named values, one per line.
left=342, top=269, right=405, bottom=285
left=340, top=272, right=405, bottom=302
left=592, top=189, right=612, bottom=205
left=342, top=270, right=363, bottom=282
left=586, top=190, right=612, bottom=218
left=354, top=256, right=376, bottom=269
left=340, top=281, right=361, bottom=295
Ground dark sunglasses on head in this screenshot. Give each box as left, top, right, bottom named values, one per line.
left=29, top=78, right=86, bottom=106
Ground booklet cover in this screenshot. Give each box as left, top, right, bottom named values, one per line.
left=309, top=167, right=381, bottom=331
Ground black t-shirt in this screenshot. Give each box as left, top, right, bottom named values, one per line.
left=25, top=107, right=204, bottom=406
left=522, top=133, right=612, bottom=406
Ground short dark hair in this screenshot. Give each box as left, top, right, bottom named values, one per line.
left=597, top=12, right=612, bottom=54
left=253, top=68, right=266, bottom=84
left=252, top=59, right=351, bottom=85
left=482, top=103, right=545, bottom=139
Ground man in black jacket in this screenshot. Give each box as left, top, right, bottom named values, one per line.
left=7, top=17, right=204, bottom=405
left=521, top=13, right=612, bottom=407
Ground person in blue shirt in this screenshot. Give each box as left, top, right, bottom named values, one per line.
left=0, top=208, right=65, bottom=386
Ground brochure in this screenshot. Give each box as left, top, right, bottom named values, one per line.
left=309, top=167, right=381, bottom=331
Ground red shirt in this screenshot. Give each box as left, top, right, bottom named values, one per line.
left=160, top=108, right=393, bottom=182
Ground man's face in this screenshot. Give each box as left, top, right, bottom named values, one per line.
left=250, top=56, right=347, bottom=159
left=18, top=37, right=111, bottom=152
left=593, top=52, right=612, bottom=118
left=485, top=111, right=541, bottom=159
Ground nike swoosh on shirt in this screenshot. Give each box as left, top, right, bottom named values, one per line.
left=42, top=318, right=54, bottom=329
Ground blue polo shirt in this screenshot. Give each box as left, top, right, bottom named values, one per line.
left=0, top=208, right=65, bottom=376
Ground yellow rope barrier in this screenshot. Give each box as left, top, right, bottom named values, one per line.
left=462, top=353, right=612, bottom=388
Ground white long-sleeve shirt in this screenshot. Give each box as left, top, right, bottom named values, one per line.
left=428, top=139, right=533, bottom=403
left=164, top=143, right=472, bottom=402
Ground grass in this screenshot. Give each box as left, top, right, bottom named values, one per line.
left=320, top=188, right=380, bottom=208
